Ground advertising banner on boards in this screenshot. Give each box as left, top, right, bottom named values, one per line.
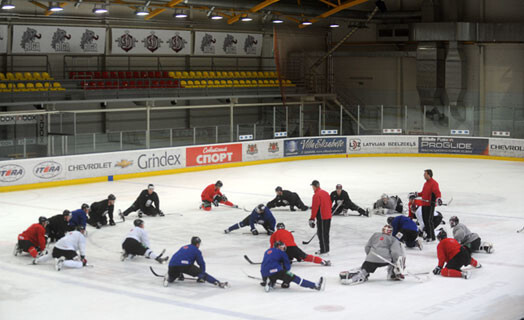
left=419, top=136, right=489, bottom=155
left=284, top=138, right=346, bottom=157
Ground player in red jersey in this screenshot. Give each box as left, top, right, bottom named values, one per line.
left=416, top=169, right=442, bottom=241
left=200, top=180, right=237, bottom=211
left=433, top=228, right=481, bottom=279
left=270, top=223, right=331, bottom=266
left=309, top=180, right=332, bottom=255
left=14, top=216, right=48, bottom=258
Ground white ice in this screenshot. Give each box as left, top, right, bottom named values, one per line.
left=1, top=157, right=524, bottom=320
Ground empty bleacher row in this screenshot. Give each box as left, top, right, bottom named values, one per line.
left=69, top=70, right=296, bottom=89
left=1, top=71, right=65, bottom=92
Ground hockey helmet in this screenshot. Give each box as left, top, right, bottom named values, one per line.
left=81, top=203, right=89, bottom=211
left=382, top=224, right=392, bottom=235
left=276, top=222, right=285, bottom=230
left=108, top=194, right=116, bottom=201
left=76, top=225, right=87, bottom=235
left=386, top=216, right=394, bottom=225
left=436, top=228, right=447, bottom=241
left=38, top=216, right=48, bottom=225
left=134, top=219, right=144, bottom=227
left=275, top=186, right=283, bottom=192
left=408, top=192, right=417, bottom=200
left=191, top=236, right=201, bottom=246
left=449, top=216, right=459, bottom=228
left=336, top=184, right=343, bottom=190
left=310, top=180, right=320, bottom=187
left=62, top=210, right=71, bottom=217
left=215, top=180, right=223, bottom=188
left=147, top=184, right=155, bottom=190
left=381, top=193, right=388, bottom=199
left=256, top=204, right=266, bottom=214
left=273, top=241, right=286, bottom=250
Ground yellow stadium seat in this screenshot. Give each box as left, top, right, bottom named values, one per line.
left=24, top=72, right=33, bottom=80
left=239, top=80, right=246, bottom=87
left=42, top=72, right=53, bottom=80
left=233, top=80, right=240, bottom=87
left=181, top=71, right=188, bottom=78
left=168, top=71, right=175, bottom=78
left=244, top=80, right=251, bottom=87
left=208, top=71, right=216, bottom=78
left=213, top=71, right=221, bottom=78
left=195, top=71, right=202, bottom=78
left=194, top=80, right=201, bottom=88
left=33, top=72, right=42, bottom=81
left=25, top=83, right=35, bottom=91
left=14, top=83, right=26, bottom=92
left=257, top=80, right=264, bottom=87
left=220, top=80, right=227, bottom=87
left=269, top=71, right=277, bottom=78
left=0, top=83, right=7, bottom=92
left=233, top=71, right=240, bottom=78
left=227, top=72, right=234, bottom=78
left=285, top=79, right=294, bottom=87
left=7, top=83, right=15, bottom=91
left=269, top=80, right=276, bottom=87
left=202, top=71, right=209, bottom=78
left=0, top=73, right=6, bottom=81
left=6, top=72, right=15, bottom=81
left=44, top=82, right=51, bottom=90
left=257, top=71, right=265, bottom=78
left=212, top=80, right=219, bottom=87
left=245, top=72, right=252, bottom=78
left=15, top=72, right=24, bottom=80
left=180, top=80, right=187, bottom=88
left=186, top=80, right=194, bottom=88
left=239, top=72, right=247, bottom=78
left=35, top=82, right=45, bottom=91
left=189, top=71, right=196, bottom=78
left=226, top=80, right=233, bottom=87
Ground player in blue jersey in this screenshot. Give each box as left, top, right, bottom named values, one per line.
left=164, top=236, right=228, bottom=288
left=387, top=216, right=422, bottom=249
left=260, top=241, right=325, bottom=292
left=224, top=204, right=276, bottom=235
left=69, top=204, right=89, bottom=230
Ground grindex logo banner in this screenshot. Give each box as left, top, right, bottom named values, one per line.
left=186, top=144, right=242, bottom=167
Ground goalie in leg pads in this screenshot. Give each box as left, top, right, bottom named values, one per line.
left=260, top=241, right=324, bottom=292
left=164, top=237, right=228, bottom=288
left=449, top=216, right=493, bottom=254
left=433, top=228, right=481, bottom=279
left=122, top=184, right=163, bottom=218
left=121, top=219, right=168, bottom=263
left=339, top=225, right=406, bottom=285
left=372, top=194, right=403, bottom=215
left=200, top=180, right=237, bottom=211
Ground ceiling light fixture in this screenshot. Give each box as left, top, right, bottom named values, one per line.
left=241, top=15, right=252, bottom=22
left=271, top=18, right=284, bottom=24
left=135, top=6, right=149, bottom=16
left=301, top=20, right=312, bottom=26
left=329, top=23, right=340, bottom=28
left=1, top=0, right=15, bottom=10
left=174, top=9, right=187, bottom=18
left=93, top=4, right=108, bottom=14
left=49, top=2, right=64, bottom=12
left=210, top=14, right=223, bottom=20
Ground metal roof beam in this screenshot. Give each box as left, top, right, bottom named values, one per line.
left=299, top=0, right=369, bottom=27
left=144, top=0, right=184, bottom=20
left=249, top=0, right=280, bottom=13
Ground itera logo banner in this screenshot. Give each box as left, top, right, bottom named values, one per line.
left=33, top=161, right=62, bottom=179
left=419, top=137, right=489, bottom=155
left=0, top=164, right=25, bottom=182
left=186, top=144, right=242, bottom=167
left=284, top=138, right=346, bottom=157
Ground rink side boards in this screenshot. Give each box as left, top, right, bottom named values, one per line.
left=1, top=136, right=523, bottom=192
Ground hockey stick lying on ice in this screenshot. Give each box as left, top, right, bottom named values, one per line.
left=244, top=255, right=261, bottom=265
left=149, top=266, right=198, bottom=281
left=242, top=270, right=283, bottom=284
left=302, top=233, right=316, bottom=245
left=517, top=226, right=524, bottom=233
left=370, top=252, right=426, bottom=282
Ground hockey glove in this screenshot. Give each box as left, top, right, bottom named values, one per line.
left=221, top=194, right=228, bottom=202
left=432, top=266, right=442, bottom=275
left=437, top=198, right=443, bottom=206
left=212, top=199, right=219, bottom=207
left=251, top=229, right=259, bottom=236
left=81, top=256, right=87, bottom=266
left=308, top=219, right=316, bottom=228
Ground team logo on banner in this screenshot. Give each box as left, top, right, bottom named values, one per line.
left=246, top=144, right=258, bottom=155
left=168, top=32, right=187, bottom=53
left=200, top=33, right=216, bottom=54
left=244, top=35, right=258, bottom=55
left=0, top=164, right=25, bottom=182
left=268, top=142, right=279, bottom=153
left=115, top=159, right=133, bottom=168
left=348, top=139, right=361, bottom=151
left=116, top=31, right=138, bottom=52
left=33, top=161, right=62, bottom=179
left=80, top=29, right=99, bottom=52
left=223, top=34, right=238, bottom=54
left=20, top=27, right=42, bottom=52
left=142, top=31, right=163, bottom=53
left=51, top=28, right=72, bottom=52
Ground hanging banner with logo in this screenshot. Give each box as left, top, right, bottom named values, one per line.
left=111, top=28, right=191, bottom=55
left=419, top=136, right=489, bottom=155
left=0, top=25, right=7, bottom=54
left=194, top=31, right=262, bottom=56
left=12, top=25, right=106, bottom=54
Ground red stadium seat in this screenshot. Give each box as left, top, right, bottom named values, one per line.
left=151, top=80, right=160, bottom=88
left=110, top=71, right=118, bottom=79
left=136, top=80, right=144, bottom=88
left=161, top=71, right=169, bottom=78
left=155, top=71, right=162, bottom=78
left=93, top=71, right=101, bottom=79
left=128, top=80, right=136, bottom=88
left=148, top=71, right=155, bottom=78
left=96, top=81, right=104, bottom=89
left=140, top=71, right=148, bottom=78
left=84, top=71, right=93, bottom=79
left=159, top=80, right=167, bottom=88
left=120, top=80, right=128, bottom=89
left=126, top=71, right=133, bottom=79
left=118, top=71, right=126, bottom=79
left=69, top=71, right=76, bottom=79
left=133, top=71, right=140, bottom=79
left=101, top=71, right=109, bottom=79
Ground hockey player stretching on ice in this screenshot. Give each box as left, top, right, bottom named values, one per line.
left=270, top=223, right=331, bottom=266
left=164, top=236, right=228, bottom=288
left=267, top=186, right=308, bottom=211
left=121, top=219, right=168, bottom=263
left=330, top=184, right=368, bottom=216
left=260, top=241, right=325, bottom=292
left=69, top=204, right=89, bottom=230
left=416, top=169, right=442, bottom=242
left=309, top=180, right=332, bottom=255
left=339, top=225, right=406, bottom=285
left=449, top=216, right=493, bottom=253
left=88, top=194, right=117, bottom=228
left=225, top=204, right=276, bottom=235
left=46, top=210, right=71, bottom=242
left=34, top=226, right=89, bottom=271
left=200, top=180, right=237, bottom=211
left=387, top=216, right=422, bottom=249
left=121, top=184, right=164, bottom=218
left=372, top=194, right=403, bottom=215
left=433, top=228, right=481, bottom=279
left=14, top=216, right=48, bottom=258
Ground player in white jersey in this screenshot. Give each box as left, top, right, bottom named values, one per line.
left=121, top=219, right=168, bottom=263
left=33, top=226, right=88, bottom=271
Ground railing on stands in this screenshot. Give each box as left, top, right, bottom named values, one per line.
left=1, top=103, right=522, bottom=160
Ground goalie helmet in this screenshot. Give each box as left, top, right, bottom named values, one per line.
left=382, top=224, right=392, bottom=235
left=449, top=216, right=459, bottom=228
left=436, top=228, right=447, bottom=240
left=381, top=193, right=388, bottom=199
left=276, top=222, right=285, bottom=230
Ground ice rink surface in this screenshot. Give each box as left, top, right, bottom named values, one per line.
left=1, top=156, right=524, bottom=320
